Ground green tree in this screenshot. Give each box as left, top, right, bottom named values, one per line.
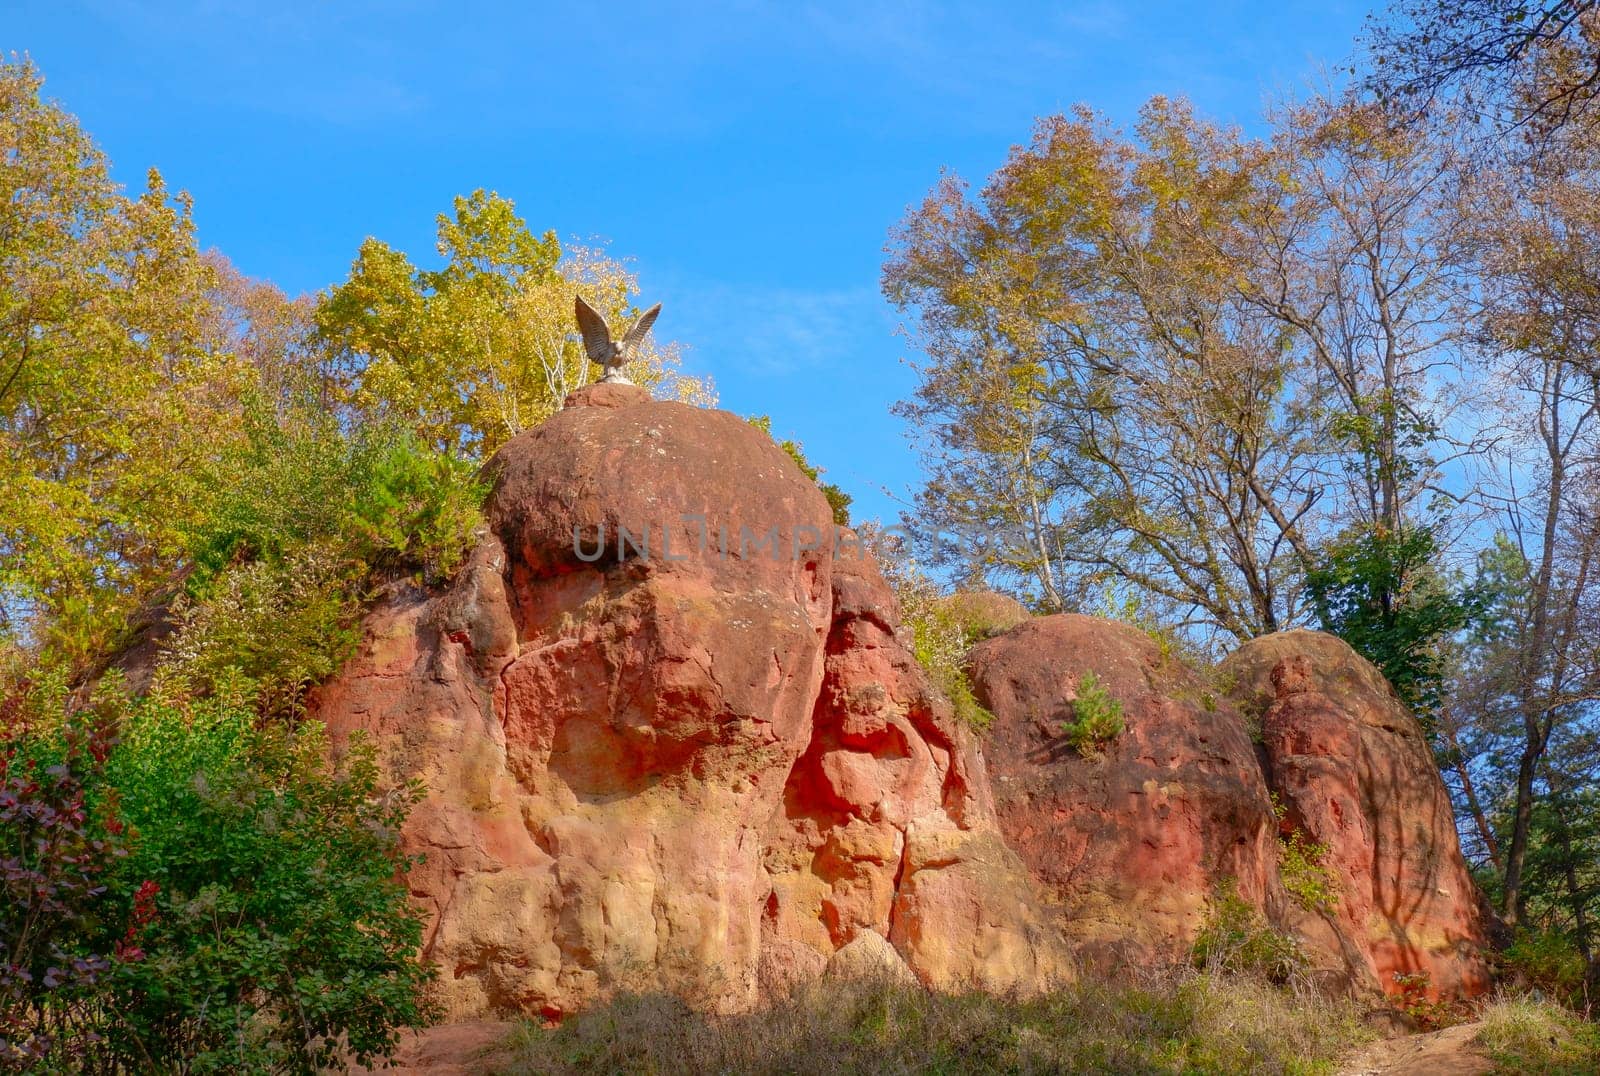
left=0, top=58, right=247, bottom=663
left=318, top=191, right=711, bottom=458
left=883, top=93, right=1461, bottom=649
left=1305, top=524, right=1476, bottom=722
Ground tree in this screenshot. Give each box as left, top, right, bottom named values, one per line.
left=1368, top=1, right=1600, bottom=135
left=885, top=100, right=1318, bottom=640
left=317, top=191, right=712, bottom=458
left=199, top=253, right=334, bottom=419
left=884, top=93, right=1465, bottom=652
left=1449, top=115, right=1600, bottom=925
left=0, top=58, right=249, bottom=664
left=1305, top=524, right=1476, bottom=721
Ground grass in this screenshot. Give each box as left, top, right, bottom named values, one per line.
left=1476, top=995, right=1600, bottom=1075
left=493, top=970, right=1375, bottom=1075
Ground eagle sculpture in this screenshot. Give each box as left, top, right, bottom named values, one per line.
left=574, top=295, right=662, bottom=386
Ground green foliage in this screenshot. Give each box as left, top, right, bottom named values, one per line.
left=1270, top=796, right=1339, bottom=915
left=1, top=688, right=434, bottom=1072
left=98, top=699, right=435, bottom=1072
left=1305, top=523, right=1475, bottom=723
left=0, top=58, right=245, bottom=663
left=746, top=416, right=852, bottom=525
left=499, top=970, right=1371, bottom=1075
left=1390, top=972, right=1461, bottom=1031
left=1063, top=671, right=1124, bottom=755
left=1191, top=883, right=1307, bottom=984
left=882, top=560, right=997, bottom=730
left=1278, top=829, right=1339, bottom=916
left=1498, top=929, right=1590, bottom=1006
left=157, top=407, right=485, bottom=716
left=1476, top=995, right=1600, bottom=1076
left=318, top=191, right=711, bottom=459
left=186, top=406, right=484, bottom=591
left=157, top=547, right=363, bottom=719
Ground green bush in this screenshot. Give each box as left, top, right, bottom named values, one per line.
left=1270, top=797, right=1339, bottom=915
left=97, top=699, right=436, bottom=1072
left=905, top=594, right=995, bottom=731
left=156, top=545, right=363, bottom=718
left=1278, top=828, right=1339, bottom=915
left=875, top=552, right=997, bottom=730
left=1191, top=883, right=1307, bottom=984
left=1064, top=671, right=1124, bottom=755
left=160, top=407, right=485, bottom=716
left=1498, top=929, right=1589, bottom=1005
left=186, top=408, right=484, bottom=591
left=1, top=688, right=434, bottom=1073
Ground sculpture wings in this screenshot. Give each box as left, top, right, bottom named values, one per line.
left=574, top=296, right=663, bottom=385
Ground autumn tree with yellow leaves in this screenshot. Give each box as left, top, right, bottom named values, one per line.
left=317, top=190, right=712, bottom=458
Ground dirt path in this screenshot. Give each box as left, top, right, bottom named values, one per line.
left=348, top=1020, right=517, bottom=1075
left=1338, top=1022, right=1492, bottom=1076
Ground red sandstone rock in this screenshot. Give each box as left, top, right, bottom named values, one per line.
left=1220, top=631, right=1493, bottom=1001
left=968, top=614, right=1283, bottom=968
left=312, top=382, right=1489, bottom=1018
left=313, top=383, right=1064, bottom=1020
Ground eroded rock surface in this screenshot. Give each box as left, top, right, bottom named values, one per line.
left=968, top=614, right=1491, bottom=1001
left=1221, top=631, right=1493, bottom=1000
left=313, top=384, right=1064, bottom=1019
left=314, top=385, right=1490, bottom=1018
left=968, top=614, right=1283, bottom=969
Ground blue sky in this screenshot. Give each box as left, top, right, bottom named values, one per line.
left=10, top=1, right=1366, bottom=526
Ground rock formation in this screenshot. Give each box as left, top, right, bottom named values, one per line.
left=1222, top=631, right=1493, bottom=1000
left=967, top=615, right=1283, bottom=970
left=313, top=384, right=1491, bottom=1019
left=969, top=614, right=1492, bottom=1002
left=312, top=383, right=1064, bottom=1020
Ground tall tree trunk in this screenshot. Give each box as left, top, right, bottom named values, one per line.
left=1443, top=710, right=1502, bottom=870
left=1503, top=737, right=1542, bottom=927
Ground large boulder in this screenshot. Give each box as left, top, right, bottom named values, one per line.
left=967, top=614, right=1283, bottom=969
left=312, top=384, right=1064, bottom=1020
left=1220, top=631, right=1493, bottom=1000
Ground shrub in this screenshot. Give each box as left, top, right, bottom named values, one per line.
left=1476, top=995, right=1600, bottom=1074
left=879, top=555, right=996, bottom=730
left=97, top=699, right=436, bottom=1072
left=155, top=545, right=363, bottom=718
left=0, top=685, right=125, bottom=1070
left=1191, top=883, right=1307, bottom=984
left=1498, top=929, right=1589, bottom=1006
left=1270, top=796, right=1339, bottom=915
left=1063, top=671, right=1124, bottom=755
left=1, top=683, right=434, bottom=1073
left=1391, top=972, right=1462, bottom=1031
left=187, top=409, right=484, bottom=591
left=160, top=409, right=485, bottom=716
left=1278, top=829, right=1339, bottom=915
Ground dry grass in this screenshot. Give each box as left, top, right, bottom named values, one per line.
left=1475, top=994, right=1600, bottom=1075
left=493, top=969, right=1375, bottom=1075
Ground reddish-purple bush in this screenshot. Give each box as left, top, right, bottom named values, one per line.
left=0, top=684, right=126, bottom=1069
